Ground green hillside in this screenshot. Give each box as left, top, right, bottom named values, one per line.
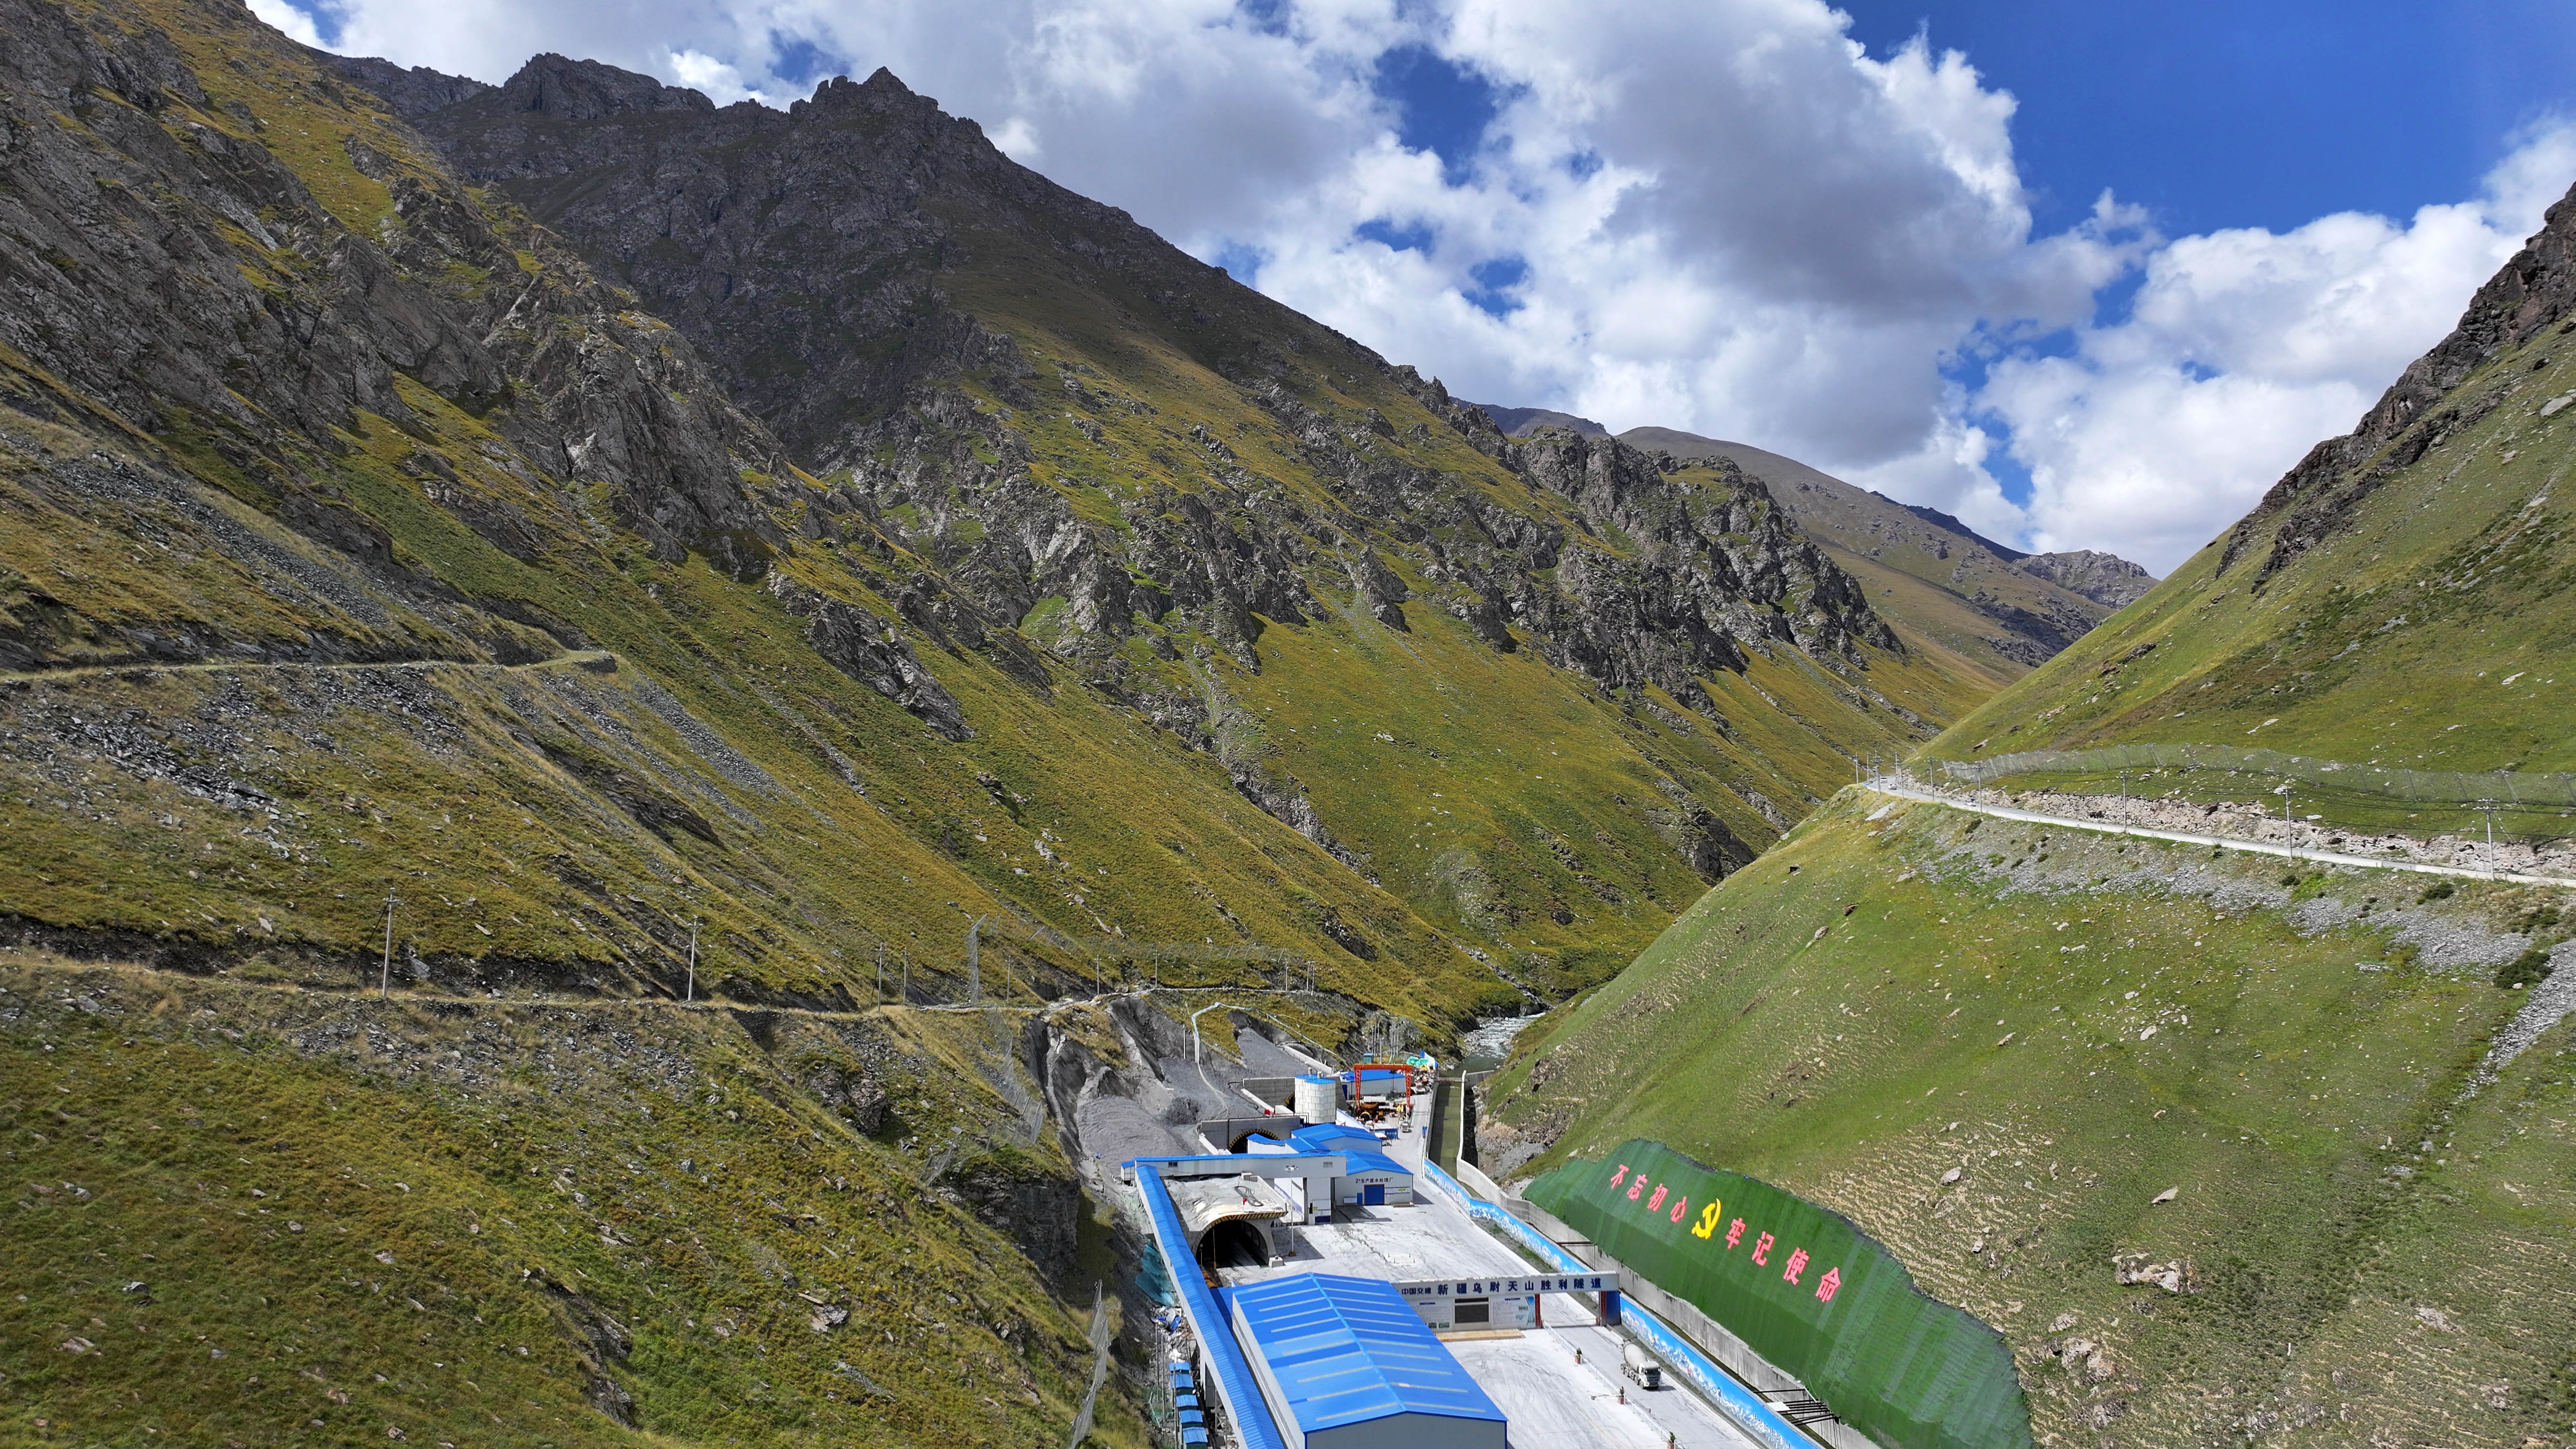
left=2, top=949, right=1138, bottom=1449
left=1485, top=791, right=2574, bottom=1447
left=1930, top=206, right=2576, bottom=798
left=1486, top=187, right=2576, bottom=1445
left=0, top=0, right=2012, bottom=1441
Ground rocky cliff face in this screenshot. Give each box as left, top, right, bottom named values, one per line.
left=0, top=1, right=785, bottom=600
left=2014, top=549, right=2153, bottom=609
left=342, top=59, right=1092, bottom=467
left=340, top=54, right=1896, bottom=708
left=1596, top=427, right=2138, bottom=677
left=310, top=47, right=1969, bottom=953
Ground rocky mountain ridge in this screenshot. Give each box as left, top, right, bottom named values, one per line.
left=1499, top=417, right=2151, bottom=677
left=2011, top=548, right=2154, bottom=608
left=343, top=55, right=1900, bottom=705
left=293, top=44, right=1983, bottom=962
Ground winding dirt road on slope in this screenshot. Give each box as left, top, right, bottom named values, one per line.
left=1864, top=777, right=2576, bottom=888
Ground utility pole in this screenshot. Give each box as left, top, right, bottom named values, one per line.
left=684, top=918, right=698, bottom=1003
left=966, top=915, right=985, bottom=1004
left=379, top=891, right=398, bottom=999
left=876, top=944, right=886, bottom=1003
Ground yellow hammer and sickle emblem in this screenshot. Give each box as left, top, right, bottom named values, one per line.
left=1692, top=1200, right=1723, bottom=1240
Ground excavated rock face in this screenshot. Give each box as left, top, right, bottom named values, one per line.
left=2223, top=179, right=2576, bottom=585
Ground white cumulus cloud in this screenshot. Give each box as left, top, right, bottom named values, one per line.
left=263, top=0, right=2576, bottom=573
left=246, top=0, right=324, bottom=47
left=1974, top=120, right=2576, bottom=571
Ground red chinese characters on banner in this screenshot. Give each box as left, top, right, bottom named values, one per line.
left=1636, top=1163, right=1843, bottom=1310
left=1608, top=1163, right=1629, bottom=1188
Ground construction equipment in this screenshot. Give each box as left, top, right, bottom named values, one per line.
left=1622, top=1342, right=1662, bottom=1391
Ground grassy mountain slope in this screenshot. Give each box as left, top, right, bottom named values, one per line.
left=1485, top=187, right=2576, bottom=1445
left=1485, top=793, right=2574, bottom=1447
left=313, top=50, right=1998, bottom=993
left=0, top=0, right=1999, bottom=1441
left=3, top=950, right=1139, bottom=1449
left=1929, top=188, right=2576, bottom=789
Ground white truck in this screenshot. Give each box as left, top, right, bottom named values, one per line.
left=1622, top=1341, right=1663, bottom=1390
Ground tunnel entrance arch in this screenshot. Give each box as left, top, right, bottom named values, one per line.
left=1197, top=1218, right=1270, bottom=1272
left=1228, top=1122, right=1296, bottom=1153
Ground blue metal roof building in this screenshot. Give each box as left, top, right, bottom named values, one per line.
left=1228, top=1274, right=1507, bottom=1449
left=1288, top=1124, right=1378, bottom=1152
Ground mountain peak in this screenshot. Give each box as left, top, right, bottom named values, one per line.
left=498, top=52, right=712, bottom=119
left=796, top=65, right=940, bottom=120
left=2013, top=548, right=2153, bottom=608
left=1468, top=402, right=1609, bottom=438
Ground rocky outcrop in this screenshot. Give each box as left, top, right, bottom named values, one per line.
left=0, top=0, right=783, bottom=579
left=1469, top=402, right=1609, bottom=438
left=1587, top=425, right=2136, bottom=676
left=771, top=577, right=973, bottom=740
left=2016, top=549, right=2154, bottom=608
left=1512, top=433, right=1894, bottom=702
left=334, top=51, right=1903, bottom=724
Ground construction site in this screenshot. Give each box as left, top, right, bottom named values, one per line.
left=1114, top=1048, right=1856, bottom=1449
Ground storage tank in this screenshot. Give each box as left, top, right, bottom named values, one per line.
left=1292, top=1074, right=1338, bottom=1126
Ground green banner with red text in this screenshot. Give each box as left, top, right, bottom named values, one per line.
left=1526, top=1140, right=2031, bottom=1449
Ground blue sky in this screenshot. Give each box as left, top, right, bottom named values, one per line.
left=1335, top=0, right=2576, bottom=559
left=1833, top=0, right=2576, bottom=236
left=1356, top=2, right=2576, bottom=262
left=257, top=0, right=2576, bottom=569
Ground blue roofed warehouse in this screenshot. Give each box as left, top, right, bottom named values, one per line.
left=1228, top=1273, right=1506, bottom=1449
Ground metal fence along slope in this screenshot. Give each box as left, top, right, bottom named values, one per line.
left=1526, top=1140, right=2033, bottom=1449
left=1941, top=744, right=2576, bottom=813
